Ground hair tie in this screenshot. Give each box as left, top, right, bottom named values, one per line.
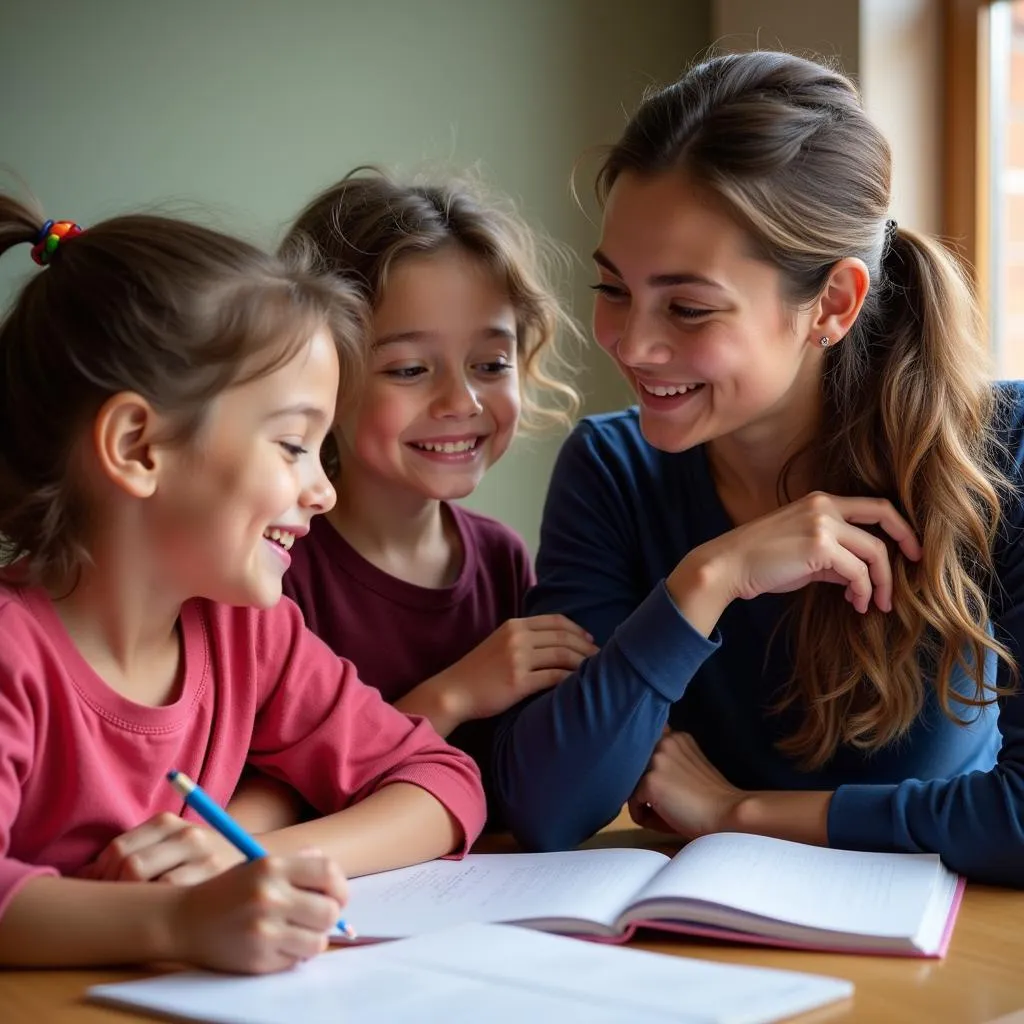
left=31, top=219, right=84, bottom=267
left=884, top=218, right=899, bottom=245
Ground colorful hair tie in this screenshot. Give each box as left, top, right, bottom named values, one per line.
left=30, top=219, right=84, bottom=267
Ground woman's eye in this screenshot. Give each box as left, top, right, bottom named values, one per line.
left=280, top=442, right=309, bottom=458
left=668, top=304, right=712, bottom=320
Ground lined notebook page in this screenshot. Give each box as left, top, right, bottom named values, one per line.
left=89, top=922, right=854, bottom=1024
left=631, top=832, right=945, bottom=937
left=343, top=848, right=669, bottom=937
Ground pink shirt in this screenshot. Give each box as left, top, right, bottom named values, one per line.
left=0, top=586, right=486, bottom=916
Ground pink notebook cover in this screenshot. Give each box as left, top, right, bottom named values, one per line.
left=575, top=875, right=966, bottom=959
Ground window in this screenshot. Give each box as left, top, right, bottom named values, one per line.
left=988, top=0, right=1024, bottom=376
left=946, top=0, right=1024, bottom=376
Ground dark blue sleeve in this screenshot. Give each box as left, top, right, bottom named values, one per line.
left=830, top=389, right=1024, bottom=886
left=491, top=421, right=719, bottom=851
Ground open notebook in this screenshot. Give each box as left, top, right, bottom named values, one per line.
left=89, top=922, right=854, bottom=1024
left=340, top=832, right=964, bottom=957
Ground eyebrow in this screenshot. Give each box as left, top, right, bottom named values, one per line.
left=374, top=326, right=517, bottom=348
left=263, top=404, right=329, bottom=425
left=592, top=250, right=726, bottom=291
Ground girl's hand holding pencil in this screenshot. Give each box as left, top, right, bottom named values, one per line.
left=165, top=848, right=349, bottom=974
left=152, top=771, right=355, bottom=973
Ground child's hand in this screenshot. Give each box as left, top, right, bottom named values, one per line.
left=421, top=615, right=598, bottom=731
left=168, top=851, right=347, bottom=974
left=82, top=812, right=245, bottom=885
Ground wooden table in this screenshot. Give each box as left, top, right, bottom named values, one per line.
left=2, top=814, right=1023, bottom=1023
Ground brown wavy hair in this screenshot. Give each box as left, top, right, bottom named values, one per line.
left=280, top=168, right=581, bottom=443
left=596, top=51, right=1014, bottom=768
left=0, top=191, right=365, bottom=587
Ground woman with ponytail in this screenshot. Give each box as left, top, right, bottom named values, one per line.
left=493, top=50, right=1024, bottom=886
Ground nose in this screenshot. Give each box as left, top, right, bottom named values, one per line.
left=615, top=311, right=674, bottom=368
left=431, top=370, right=483, bottom=419
left=300, top=458, right=337, bottom=515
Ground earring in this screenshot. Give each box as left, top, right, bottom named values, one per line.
left=819, top=336, right=831, bottom=348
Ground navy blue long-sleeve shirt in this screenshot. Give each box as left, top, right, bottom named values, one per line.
left=492, top=383, right=1024, bottom=886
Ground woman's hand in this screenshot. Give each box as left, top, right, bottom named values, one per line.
left=399, top=615, right=598, bottom=735
left=667, top=492, right=922, bottom=635
left=628, top=732, right=746, bottom=840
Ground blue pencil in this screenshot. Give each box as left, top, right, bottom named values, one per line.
left=166, top=770, right=355, bottom=940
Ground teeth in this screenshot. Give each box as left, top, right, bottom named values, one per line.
left=263, top=528, right=295, bottom=551
left=415, top=439, right=478, bottom=453
left=640, top=382, right=702, bottom=397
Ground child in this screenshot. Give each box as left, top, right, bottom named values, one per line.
left=0, top=194, right=485, bottom=973
left=248, top=171, right=596, bottom=826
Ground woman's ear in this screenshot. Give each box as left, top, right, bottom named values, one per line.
left=810, top=257, right=871, bottom=347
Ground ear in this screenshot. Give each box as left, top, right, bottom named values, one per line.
left=809, top=257, right=870, bottom=347
left=92, top=392, right=166, bottom=499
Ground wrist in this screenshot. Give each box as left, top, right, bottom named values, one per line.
left=721, top=791, right=760, bottom=833
left=721, top=790, right=833, bottom=846
left=666, top=544, right=736, bottom=637
left=148, top=884, right=189, bottom=962
left=399, top=673, right=467, bottom=737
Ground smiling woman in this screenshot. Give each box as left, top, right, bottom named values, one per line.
left=490, top=49, right=1024, bottom=889
left=589, top=172, right=835, bottom=461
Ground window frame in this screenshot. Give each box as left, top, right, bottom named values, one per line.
left=943, top=0, right=993, bottom=308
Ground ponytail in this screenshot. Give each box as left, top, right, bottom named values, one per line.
left=0, top=194, right=45, bottom=260
left=781, top=225, right=1014, bottom=767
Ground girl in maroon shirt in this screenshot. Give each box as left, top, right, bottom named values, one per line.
left=234, top=170, right=594, bottom=829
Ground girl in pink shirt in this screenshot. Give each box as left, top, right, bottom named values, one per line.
left=250, top=171, right=596, bottom=829
left=0, top=193, right=485, bottom=973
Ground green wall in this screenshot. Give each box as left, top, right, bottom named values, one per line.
left=0, top=0, right=710, bottom=550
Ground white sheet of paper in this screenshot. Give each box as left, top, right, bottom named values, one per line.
left=340, top=848, right=669, bottom=937
left=88, top=922, right=853, bottom=1024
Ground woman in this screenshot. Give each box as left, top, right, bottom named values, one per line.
left=491, top=50, right=1024, bottom=886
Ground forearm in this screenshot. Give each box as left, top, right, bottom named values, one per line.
left=494, top=671, right=669, bottom=851
left=394, top=678, right=461, bottom=738
left=258, top=782, right=462, bottom=877
left=0, top=876, right=180, bottom=967
left=494, top=585, right=717, bottom=850
left=228, top=773, right=308, bottom=834
left=728, top=790, right=832, bottom=846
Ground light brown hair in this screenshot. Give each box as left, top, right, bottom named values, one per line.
left=0, top=192, right=365, bottom=586
left=280, top=168, right=581, bottom=438
left=597, top=51, right=1014, bottom=768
